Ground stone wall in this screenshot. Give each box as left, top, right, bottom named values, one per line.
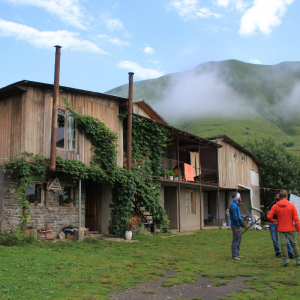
left=1, top=176, right=85, bottom=238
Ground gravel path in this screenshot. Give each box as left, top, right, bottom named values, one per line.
left=109, top=270, right=250, bottom=300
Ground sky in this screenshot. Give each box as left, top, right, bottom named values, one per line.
left=0, top=0, right=299, bottom=93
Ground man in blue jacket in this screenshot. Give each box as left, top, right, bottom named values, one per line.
left=229, top=192, right=245, bottom=261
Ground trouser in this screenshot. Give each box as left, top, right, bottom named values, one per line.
left=231, top=225, right=242, bottom=258
left=278, top=231, right=300, bottom=265
left=269, top=223, right=293, bottom=255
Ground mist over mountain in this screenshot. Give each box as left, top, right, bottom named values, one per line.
left=106, top=60, right=300, bottom=153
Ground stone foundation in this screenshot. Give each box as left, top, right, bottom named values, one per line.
left=1, top=175, right=85, bottom=238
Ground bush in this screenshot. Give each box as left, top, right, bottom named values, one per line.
left=0, top=228, right=40, bottom=246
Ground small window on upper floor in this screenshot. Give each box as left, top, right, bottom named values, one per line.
left=57, top=109, right=76, bottom=151
left=242, top=155, right=245, bottom=161
left=233, top=153, right=237, bottom=159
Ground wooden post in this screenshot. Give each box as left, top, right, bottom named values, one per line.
left=177, top=137, right=181, bottom=232
left=218, top=187, right=220, bottom=227
left=199, top=184, right=202, bottom=230
left=78, top=179, right=81, bottom=241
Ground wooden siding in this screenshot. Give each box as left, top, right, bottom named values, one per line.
left=0, top=93, right=24, bottom=164
left=0, top=86, right=123, bottom=167
left=218, top=140, right=259, bottom=189
left=133, top=103, right=151, bottom=119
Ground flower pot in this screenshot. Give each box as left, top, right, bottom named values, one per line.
left=179, top=178, right=183, bottom=181
left=169, top=176, right=173, bottom=180
left=125, top=230, right=132, bottom=241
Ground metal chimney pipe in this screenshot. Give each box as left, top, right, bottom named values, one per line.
left=127, top=72, right=134, bottom=171
left=49, top=45, right=62, bottom=171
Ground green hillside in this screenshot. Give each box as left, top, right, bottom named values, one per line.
left=106, top=60, right=300, bottom=154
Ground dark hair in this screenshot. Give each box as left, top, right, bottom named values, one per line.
left=232, top=192, right=238, bottom=198
left=273, top=191, right=279, bottom=197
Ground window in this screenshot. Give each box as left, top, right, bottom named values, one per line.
left=57, top=109, right=76, bottom=151
left=233, top=153, right=237, bottom=159
left=186, top=189, right=195, bottom=214
left=26, top=183, right=43, bottom=204
left=59, top=187, right=74, bottom=206
left=242, top=155, right=245, bottom=161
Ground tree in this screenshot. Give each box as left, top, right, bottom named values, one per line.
left=244, top=139, right=300, bottom=220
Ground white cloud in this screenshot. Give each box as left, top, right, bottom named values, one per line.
left=144, top=46, right=155, bottom=54
left=215, top=0, right=248, bottom=12
left=97, top=34, right=130, bottom=46
left=100, top=12, right=124, bottom=31
left=216, top=0, right=230, bottom=6
left=239, top=0, right=294, bottom=36
left=118, top=61, right=164, bottom=79
left=4, top=0, right=87, bottom=29
left=0, top=18, right=108, bottom=54
left=168, top=0, right=221, bottom=21
left=249, top=58, right=261, bottom=64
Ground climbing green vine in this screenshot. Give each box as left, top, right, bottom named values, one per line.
left=4, top=104, right=170, bottom=237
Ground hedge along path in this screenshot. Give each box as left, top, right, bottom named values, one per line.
left=4, top=103, right=170, bottom=236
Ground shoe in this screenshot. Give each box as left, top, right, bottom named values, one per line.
left=288, top=254, right=295, bottom=259
left=232, top=257, right=242, bottom=261
left=283, top=263, right=289, bottom=267
left=238, top=256, right=246, bottom=259
left=276, top=253, right=282, bottom=258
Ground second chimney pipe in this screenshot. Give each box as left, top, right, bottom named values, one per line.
left=127, top=72, right=134, bottom=171
left=49, top=45, right=62, bottom=171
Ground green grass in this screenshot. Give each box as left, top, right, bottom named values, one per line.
left=1, top=230, right=300, bottom=299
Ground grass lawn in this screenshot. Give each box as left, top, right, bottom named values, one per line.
left=1, top=229, right=300, bottom=300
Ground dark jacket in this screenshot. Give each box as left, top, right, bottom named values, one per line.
left=269, top=201, right=277, bottom=220
left=229, top=201, right=244, bottom=227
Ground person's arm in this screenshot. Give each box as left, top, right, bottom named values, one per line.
left=237, top=206, right=244, bottom=227
left=230, top=205, right=239, bottom=225
left=267, top=205, right=276, bottom=223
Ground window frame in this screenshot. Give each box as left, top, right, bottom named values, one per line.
left=186, top=189, right=196, bottom=215
left=233, top=152, right=237, bottom=159
left=56, top=108, right=77, bottom=152
left=59, top=186, right=75, bottom=207
left=242, top=154, right=245, bottom=161
left=26, top=182, right=45, bottom=206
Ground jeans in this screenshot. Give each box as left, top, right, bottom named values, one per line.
left=231, top=225, right=242, bottom=258
left=269, top=223, right=293, bottom=255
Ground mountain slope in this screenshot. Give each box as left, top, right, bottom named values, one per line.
left=106, top=60, right=300, bottom=153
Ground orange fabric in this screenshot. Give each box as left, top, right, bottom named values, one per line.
left=267, top=199, right=300, bottom=232
left=184, top=163, right=194, bottom=181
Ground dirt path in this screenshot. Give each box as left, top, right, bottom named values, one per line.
left=109, top=270, right=250, bottom=300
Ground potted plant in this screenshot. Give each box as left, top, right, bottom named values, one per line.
left=169, top=170, right=174, bottom=181
left=125, top=223, right=132, bottom=240
left=178, top=170, right=183, bottom=181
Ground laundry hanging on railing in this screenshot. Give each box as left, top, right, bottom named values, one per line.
left=184, top=163, right=194, bottom=181
left=190, top=152, right=200, bottom=177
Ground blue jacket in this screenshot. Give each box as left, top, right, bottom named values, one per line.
left=229, top=201, right=244, bottom=227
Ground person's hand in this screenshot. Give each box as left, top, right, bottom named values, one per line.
left=273, top=220, right=278, bottom=225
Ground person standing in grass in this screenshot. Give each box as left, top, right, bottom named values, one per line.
left=229, top=192, right=245, bottom=261
left=267, top=190, right=300, bottom=267
left=269, top=191, right=294, bottom=259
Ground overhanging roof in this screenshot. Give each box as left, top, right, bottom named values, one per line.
left=134, top=113, right=221, bottom=148
left=133, top=100, right=168, bottom=125
left=207, top=135, right=263, bottom=166
left=0, top=80, right=128, bottom=101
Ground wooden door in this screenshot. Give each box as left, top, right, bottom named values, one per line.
left=85, top=181, right=100, bottom=232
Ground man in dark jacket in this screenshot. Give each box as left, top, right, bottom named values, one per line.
left=267, top=190, right=300, bottom=267
left=269, top=191, right=294, bottom=258
left=229, top=192, right=245, bottom=261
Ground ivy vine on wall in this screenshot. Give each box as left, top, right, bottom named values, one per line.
left=4, top=104, right=170, bottom=237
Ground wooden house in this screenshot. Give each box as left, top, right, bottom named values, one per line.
left=0, top=80, right=126, bottom=236
left=0, top=80, right=262, bottom=237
